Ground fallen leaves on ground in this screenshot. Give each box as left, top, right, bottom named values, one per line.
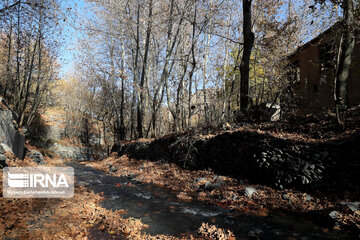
left=1, top=152, right=231, bottom=239
left=198, top=223, right=235, bottom=240
left=0, top=155, right=143, bottom=239
left=87, top=153, right=360, bottom=232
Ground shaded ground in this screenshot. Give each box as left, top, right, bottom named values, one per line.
left=0, top=155, right=166, bottom=239
left=1, top=151, right=358, bottom=239
left=71, top=160, right=358, bottom=239
left=104, top=106, right=360, bottom=237
left=112, top=128, right=360, bottom=194
left=88, top=154, right=360, bottom=237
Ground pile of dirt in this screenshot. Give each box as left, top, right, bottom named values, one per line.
left=112, top=128, right=360, bottom=194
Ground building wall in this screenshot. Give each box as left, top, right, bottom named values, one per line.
left=287, top=32, right=360, bottom=115
left=349, top=39, right=360, bottom=105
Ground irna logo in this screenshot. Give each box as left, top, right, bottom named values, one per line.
left=8, top=173, right=69, bottom=188
left=3, top=167, right=74, bottom=198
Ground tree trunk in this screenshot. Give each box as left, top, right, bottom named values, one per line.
left=335, top=0, right=355, bottom=124
left=137, top=0, right=153, bottom=138
left=202, top=0, right=212, bottom=124
left=188, top=3, right=197, bottom=128
left=239, top=0, right=255, bottom=111
left=13, top=2, right=21, bottom=104
left=131, top=0, right=141, bottom=139
left=19, top=36, right=38, bottom=126
left=221, top=14, right=231, bottom=121
left=27, top=32, right=43, bottom=127
left=3, top=15, right=13, bottom=99
left=120, top=36, right=126, bottom=140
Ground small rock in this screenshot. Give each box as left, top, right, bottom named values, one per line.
left=133, top=178, right=142, bottom=183
left=0, top=154, right=7, bottom=161
left=0, top=154, right=8, bottom=169
left=0, top=145, right=4, bottom=154
left=339, top=202, right=359, bottom=212
left=199, top=180, right=224, bottom=191
left=204, top=181, right=212, bottom=189
left=213, top=182, right=224, bottom=189
left=204, top=181, right=222, bottom=191
left=304, top=194, right=313, bottom=201
left=232, top=193, right=239, bottom=201
left=77, top=181, right=89, bottom=187
left=0, top=143, right=13, bottom=155
left=108, top=165, right=119, bottom=173
left=196, top=177, right=207, bottom=183
left=26, top=150, right=45, bottom=165
left=329, top=211, right=339, bottom=220
left=282, top=194, right=291, bottom=201
left=244, top=187, right=257, bottom=198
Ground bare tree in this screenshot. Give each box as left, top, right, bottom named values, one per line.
left=240, top=0, right=255, bottom=111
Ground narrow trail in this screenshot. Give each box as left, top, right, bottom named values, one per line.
left=67, top=161, right=354, bottom=239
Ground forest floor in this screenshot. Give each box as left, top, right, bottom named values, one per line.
left=1, top=147, right=359, bottom=239
left=86, top=153, right=360, bottom=235
left=0, top=150, right=235, bottom=240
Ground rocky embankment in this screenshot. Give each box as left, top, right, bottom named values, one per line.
left=112, top=129, right=360, bottom=193
left=29, top=109, right=104, bottom=161
left=0, top=98, right=25, bottom=160
left=49, top=142, right=96, bottom=161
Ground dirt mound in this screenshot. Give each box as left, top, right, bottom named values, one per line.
left=112, top=127, right=360, bottom=194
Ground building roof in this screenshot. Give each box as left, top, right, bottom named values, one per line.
left=288, top=21, right=342, bottom=59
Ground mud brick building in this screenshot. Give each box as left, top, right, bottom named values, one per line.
left=283, top=22, right=360, bottom=115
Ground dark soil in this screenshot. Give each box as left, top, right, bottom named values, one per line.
left=112, top=128, right=360, bottom=196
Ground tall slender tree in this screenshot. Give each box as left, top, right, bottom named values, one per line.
left=240, top=0, right=255, bottom=110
